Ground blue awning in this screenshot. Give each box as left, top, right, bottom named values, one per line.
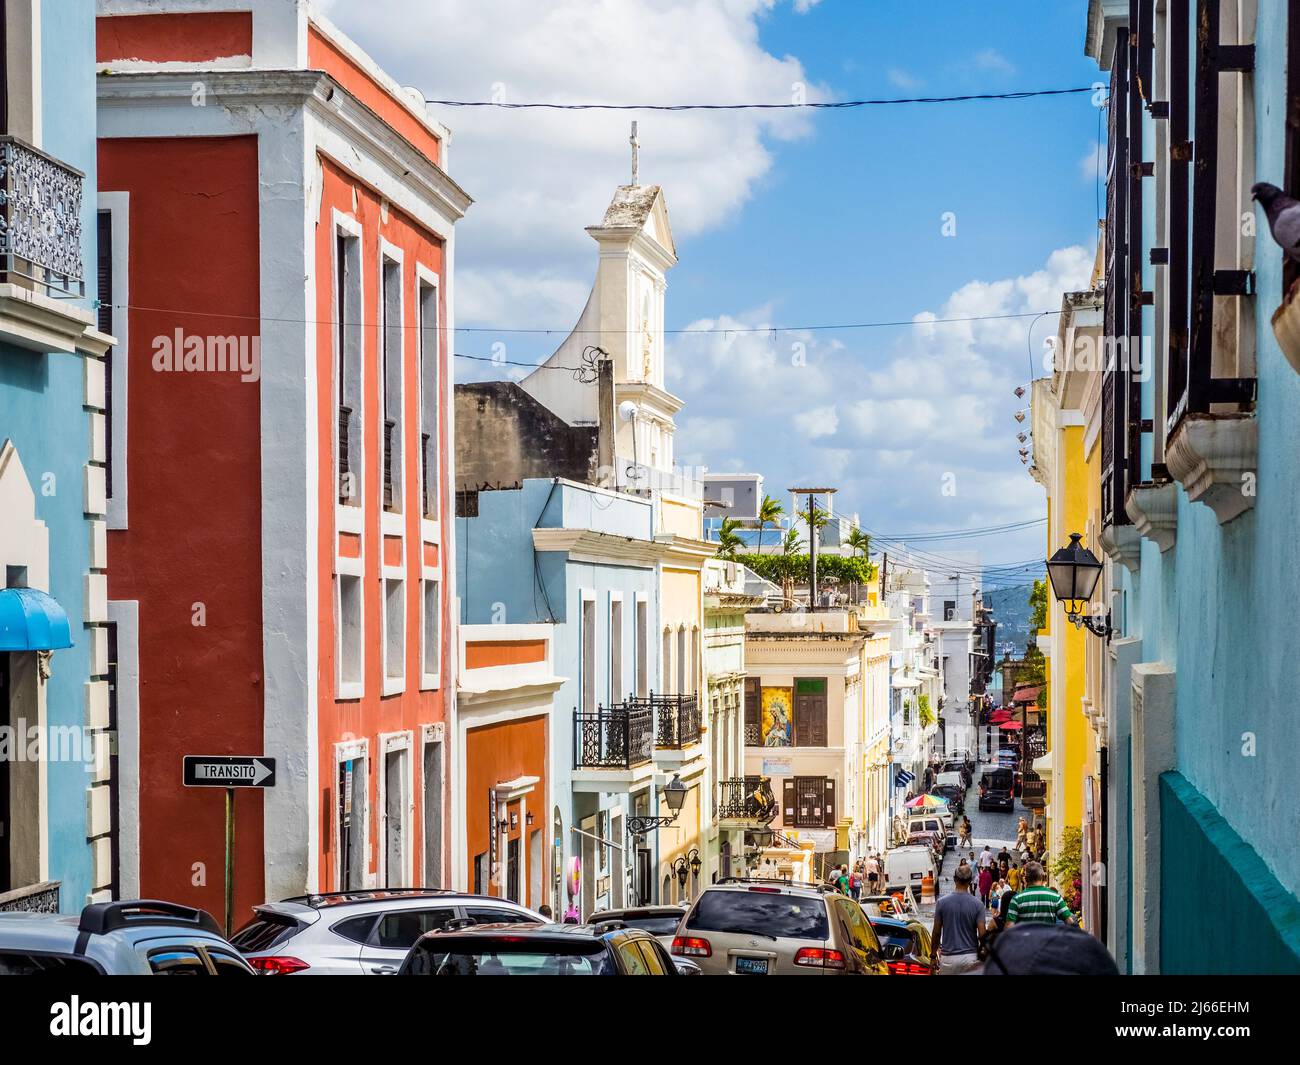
left=0, top=588, right=74, bottom=651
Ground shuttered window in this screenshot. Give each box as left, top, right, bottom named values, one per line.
left=97, top=210, right=114, bottom=500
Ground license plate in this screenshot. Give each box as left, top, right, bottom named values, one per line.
left=734, top=957, right=769, bottom=975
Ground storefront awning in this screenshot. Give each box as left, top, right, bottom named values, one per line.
left=0, top=588, right=73, bottom=651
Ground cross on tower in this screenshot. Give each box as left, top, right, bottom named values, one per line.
left=630, top=120, right=639, bottom=185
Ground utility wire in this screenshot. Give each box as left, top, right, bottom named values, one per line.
left=422, top=87, right=1095, bottom=111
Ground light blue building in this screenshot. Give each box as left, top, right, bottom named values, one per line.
left=0, top=0, right=114, bottom=912
left=1087, top=0, right=1300, bottom=972
left=457, top=476, right=669, bottom=915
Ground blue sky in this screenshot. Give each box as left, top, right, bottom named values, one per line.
left=325, top=0, right=1105, bottom=584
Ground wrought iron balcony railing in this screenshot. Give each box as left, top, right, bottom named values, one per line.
left=0, top=137, right=85, bottom=298
left=743, top=722, right=761, bottom=747
left=626, top=692, right=700, bottom=748
left=573, top=705, right=653, bottom=769
left=1021, top=777, right=1047, bottom=808
left=0, top=880, right=60, bottom=914
left=717, top=776, right=778, bottom=823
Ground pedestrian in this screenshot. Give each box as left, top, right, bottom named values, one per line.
left=866, top=852, right=880, bottom=895
left=836, top=865, right=851, bottom=895
left=958, top=817, right=971, bottom=848
left=1008, top=862, right=1021, bottom=891
left=930, top=864, right=988, bottom=975
left=978, top=845, right=993, bottom=872
left=849, top=862, right=862, bottom=900
left=978, top=863, right=994, bottom=908
left=1004, top=861, right=1077, bottom=927
left=538, top=904, right=553, bottom=920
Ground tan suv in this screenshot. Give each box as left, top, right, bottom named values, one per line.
left=670, top=879, right=889, bottom=975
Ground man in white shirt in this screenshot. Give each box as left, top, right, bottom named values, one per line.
left=978, top=846, right=994, bottom=871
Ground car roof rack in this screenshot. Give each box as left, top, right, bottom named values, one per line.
left=280, top=888, right=459, bottom=907
left=715, top=876, right=835, bottom=893
left=78, top=899, right=223, bottom=938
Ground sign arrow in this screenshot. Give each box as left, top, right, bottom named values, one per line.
left=183, top=755, right=277, bottom=789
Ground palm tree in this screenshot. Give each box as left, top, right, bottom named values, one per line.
left=756, top=494, right=783, bottom=554
left=716, top=517, right=744, bottom=560
left=846, top=527, right=871, bottom=558
left=781, top=527, right=805, bottom=555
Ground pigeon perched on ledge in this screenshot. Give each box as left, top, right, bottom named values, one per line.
left=1252, top=182, right=1300, bottom=263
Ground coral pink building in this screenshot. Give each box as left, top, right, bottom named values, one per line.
left=96, top=0, right=468, bottom=918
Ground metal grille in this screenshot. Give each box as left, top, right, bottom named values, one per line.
left=717, top=777, right=777, bottom=823
left=383, top=418, right=396, bottom=511
left=573, top=706, right=653, bottom=769
left=338, top=405, right=353, bottom=503
left=633, top=692, right=701, bottom=748
left=0, top=137, right=84, bottom=297
left=421, top=432, right=432, bottom=517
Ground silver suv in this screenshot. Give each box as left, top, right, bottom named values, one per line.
left=231, top=889, right=543, bottom=974
left=671, top=878, right=889, bottom=976
left=0, top=899, right=254, bottom=975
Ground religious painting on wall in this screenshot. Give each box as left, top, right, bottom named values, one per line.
left=761, top=687, right=794, bottom=747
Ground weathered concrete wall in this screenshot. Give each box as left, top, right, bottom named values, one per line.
left=455, top=383, right=599, bottom=491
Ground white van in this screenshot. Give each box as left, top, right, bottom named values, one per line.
left=906, top=814, right=949, bottom=842
left=936, top=770, right=965, bottom=791
left=883, top=846, right=937, bottom=891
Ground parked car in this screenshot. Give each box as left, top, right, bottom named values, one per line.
left=671, top=878, right=888, bottom=976
left=935, top=770, right=965, bottom=791
left=868, top=914, right=935, bottom=975
left=860, top=890, right=919, bottom=921
left=979, top=767, right=1016, bottom=811
left=231, top=889, right=543, bottom=974
left=931, top=783, right=965, bottom=816
left=588, top=905, right=686, bottom=948
left=0, top=899, right=254, bottom=975
left=399, top=922, right=681, bottom=975
left=906, top=829, right=945, bottom=863
left=883, top=846, right=938, bottom=893
left=905, top=815, right=951, bottom=851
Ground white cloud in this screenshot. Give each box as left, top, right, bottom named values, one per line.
left=793, top=405, right=839, bottom=438
left=792, top=0, right=823, bottom=13
left=969, top=48, right=1016, bottom=76
left=887, top=67, right=924, bottom=91
left=319, top=0, right=829, bottom=323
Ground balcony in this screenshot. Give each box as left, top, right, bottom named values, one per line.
left=630, top=692, right=700, bottom=749
left=0, top=137, right=84, bottom=298
left=0, top=880, right=60, bottom=914
left=717, top=776, right=778, bottom=825
left=573, top=705, right=653, bottom=769
left=1021, top=777, right=1047, bottom=809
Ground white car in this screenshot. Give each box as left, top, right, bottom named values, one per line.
left=882, top=845, right=938, bottom=892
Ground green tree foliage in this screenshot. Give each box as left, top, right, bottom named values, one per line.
left=1050, top=825, right=1084, bottom=913
left=1029, top=577, right=1048, bottom=632
left=716, top=517, right=743, bottom=560
left=845, top=527, right=871, bottom=557
left=918, top=693, right=935, bottom=728
left=739, top=552, right=877, bottom=585
left=756, top=494, right=784, bottom=553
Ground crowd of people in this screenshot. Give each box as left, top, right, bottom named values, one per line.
left=825, top=852, right=883, bottom=899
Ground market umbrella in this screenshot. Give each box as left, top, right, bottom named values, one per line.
left=905, top=793, right=949, bottom=808
left=999, top=721, right=1024, bottom=730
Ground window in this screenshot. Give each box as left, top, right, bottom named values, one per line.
left=148, top=948, right=208, bottom=976
left=690, top=627, right=700, bottom=696
left=374, top=908, right=459, bottom=949
left=464, top=906, right=536, bottom=926
left=418, top=278, right=439, bottom=518
left=329, top=915, right=379, bottom=945
left=793, top=678, right=827, bottom=747
left=421, top=578, right=440, bottom=682
left=582, top=597, right=597, bottom=712
left=685, top=891, right=830, bottom=941
left=662, top=628, right=673, bottom=695
left=609, top=598, right=623, bottom=702
left=744, top=678, right=760, bottom=746
left=381, top=256, right=403, bottom=512
left=337, top=575, right=362, bottom=690
left=97, top=210, right=113, bottom=499
left=675, top=626, right=686, bottom=695
left=384, top=579, right=405, bottom=685
left=616, top=939, right=651, bottom=975
left=943, top=601, right=956, bottom=621
left=0, top=951, right=102, bottom=975
left=207, top=950, right=255, bottom=975
left=422, top=738, right=443, bottom=888
left=335, top=229, right=362, bottom=506
left=635, top=598, right=648, bottom=697
left=784, top=775, right=834, bottom=829
left=382, top=743, right=408, bottom=886
left=338, top=755, right=367, bottom=890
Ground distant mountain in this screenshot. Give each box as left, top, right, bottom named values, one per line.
left=984, top=584, right=1036, bottom=658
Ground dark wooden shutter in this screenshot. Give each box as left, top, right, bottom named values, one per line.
left=782, top=778, right=795, bottom=827
left=1285, top=0, right=1300, bottom=296
left=823, top=778, right=836, bottom=828
left=1101, top=31, right=1131, bottom=528
left=97, top=211, right=114, bottom=501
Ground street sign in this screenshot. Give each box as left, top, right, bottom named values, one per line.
left=183, top=755, right=276, bottom=788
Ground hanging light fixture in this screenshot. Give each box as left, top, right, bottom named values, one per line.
left=1045, top=532, right=1113, bottom=639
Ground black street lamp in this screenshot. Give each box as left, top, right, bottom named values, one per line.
left=1046, top=533, right=1114, bottom=640
left=671, top=848, right=701, bottom=889
left=627, top=774, right=691, bottom=837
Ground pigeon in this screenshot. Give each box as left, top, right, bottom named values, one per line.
left=1252, top=182, right=1300, bottom=263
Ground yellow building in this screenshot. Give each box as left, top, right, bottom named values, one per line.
left=1028, top=287, right=1105, bottom=862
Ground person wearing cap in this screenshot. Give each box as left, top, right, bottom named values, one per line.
left=930, top=863, right=988, bottom=975
left=1004, top=861, right=1077, bottom=927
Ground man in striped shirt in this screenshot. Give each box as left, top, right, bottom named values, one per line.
left=1004, top=862, right=1077, bottom=927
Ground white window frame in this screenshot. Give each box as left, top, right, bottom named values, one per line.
left=608, top=591, right=624, bottom=704
left=333, top=210, right=365, bottom=532
left=381, top=570, right=406, bottom=696
left=419, top=567, right=442, bottom=690
left=419, top=722, right=446, bottom=888
left=98, top=192, right=130, bottom=531
left=335, top=560, right=364, bottom=701
left=634, top=593, right=649, bottom=698
left=334, top=736, right=371, bottom=890
left=379, top=238, right=406, bottom=529
left=414, top=262, right=441, bottom=536
left=581, top=589, right=598, bottom=712
left=377, top=730, right=415, bottom=888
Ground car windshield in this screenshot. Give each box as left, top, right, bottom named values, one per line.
left=405, top=939, right=615, bottom=976
left=870, top=925, right=914, bottom=954
left=230, top=914, right=299, bottom=953
left=686, top=891, right=829, bottom=941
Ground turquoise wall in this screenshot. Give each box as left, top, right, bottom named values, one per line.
left=0, top=1, right=99, bottom=910
left=1160, top=772, right=1300, bottom=973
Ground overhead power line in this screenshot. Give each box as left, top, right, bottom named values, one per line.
left=422, top=87, right=1095, bottom=111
